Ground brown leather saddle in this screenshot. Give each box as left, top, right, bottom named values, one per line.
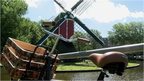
left=89, top=51, right=128, bottom=76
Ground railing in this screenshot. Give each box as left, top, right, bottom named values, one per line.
left=58, top=43, right=144, bottom=59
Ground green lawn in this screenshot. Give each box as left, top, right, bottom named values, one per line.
left=127, top=62, right=139, bottom=67
left=56, top=60, right=139, bottom=71
left=0, top=61, right=139, bottom=80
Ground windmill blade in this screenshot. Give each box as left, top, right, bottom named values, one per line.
left=36, top=17, right=67, bottom=45
left=78, top=0, right=93, bottom=15
left=73, top=0, right=95, bottom=15
left=71, top=0, right=84, bottom=12
left=74, top=17, right=105, bottom=46
left=54, top=0, right=67, bottom=12
left=73, top=0, right=88, bottom=15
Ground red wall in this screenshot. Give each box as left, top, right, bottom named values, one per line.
left=55, top=19, right=74, bottom=39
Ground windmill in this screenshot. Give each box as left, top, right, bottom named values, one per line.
left=37, top=0, right=105, bottom=47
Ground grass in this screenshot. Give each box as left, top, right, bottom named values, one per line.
left=127, top=62, right=140, bottom=67
left=57, top=60, right=100, bottom=71
left=0, top=61, right=140, bottom=80
left=56, top=60, right=139, bottom=71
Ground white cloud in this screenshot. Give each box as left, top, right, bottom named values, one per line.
left=24, top=0, right=41, bottom=8
left=80, top=0, right=130, bottom=23
left=130, top=11, right=144, bottom=18
left=54, top=0, right=144, bottom=23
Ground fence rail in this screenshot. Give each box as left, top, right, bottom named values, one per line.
left=58, top=43, right=144, bottom=59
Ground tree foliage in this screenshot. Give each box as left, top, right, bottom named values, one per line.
left=16, top=18, right=43, bottom=44
left=108, top=22, right=144, bottom=46
left=72, top=31, right=87, bottom=51
left=1, top=0, right=27, bottom=46
left=72, top=30, right=102, bottom=51
left=87, top=29, right=103, bottom=49
left=1, top=0, right=43, bottom=48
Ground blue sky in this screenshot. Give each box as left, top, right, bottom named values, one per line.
left=24, top=0, right=144, bottom=37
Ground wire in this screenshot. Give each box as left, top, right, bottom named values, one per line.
left=74, top=0, right=88, bottom=15
left=76, top=0, right=91, bottom=15
left=78, top=0, right=93, bottom=16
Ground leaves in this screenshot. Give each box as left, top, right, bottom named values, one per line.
left=108, top=22, right=144, bottom=46
left=1, top=0, right=43, bottom=48
left=73, top=29, right=102, bottom=51
left=1, top=0, right=28, bottom=47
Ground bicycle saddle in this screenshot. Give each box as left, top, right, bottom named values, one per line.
left=89, top=51, right=128, bottom=76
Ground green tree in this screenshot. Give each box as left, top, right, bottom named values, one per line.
left=108, top=22, right=144, bottom=46
left=15, top=18, right=43, bottom=44
left=1, top=0, right=27, bottom=47
left=87, top=29, right=103, bottom=49
left=72, top=31, right=89, bottom=51
left=1, top=0, right=44, bottom=48
left=72, top=29, right=103, bottom=51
